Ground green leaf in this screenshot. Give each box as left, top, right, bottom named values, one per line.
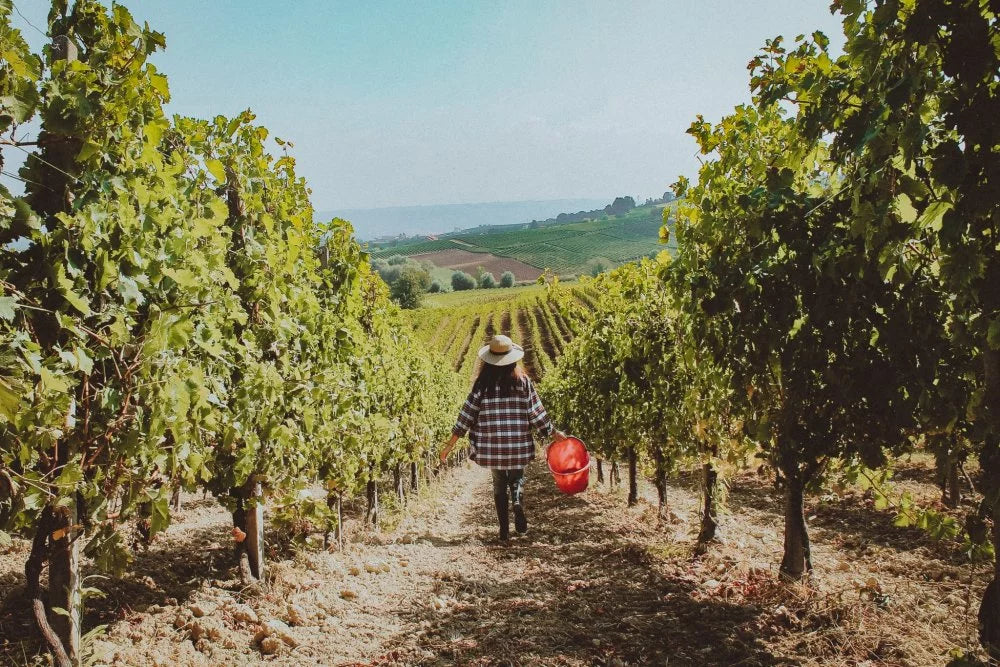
left=0, top=378, right=20, bottom=420
left=204, top=158, right=227, bottom=183
left=55, top=462, right=84, bottom=490
left=39, top=367, right=71, bottom=393
left=57, top=272, right=91, bottom=316
left=163, top=267, right=197, bottom=288
left=0, top=296, right=18, bottom=321
left=149, top=492, right=171, bottom=537
left=988, top=318, right=1000, bottom=351
left=74, top=347, right=93, bottom=375
left=149, top=72, right=170, bottom=99
left=117, top=275, right=144, bottom=305
left=917, top=200, right=952, bottom=232
left=76, top=140, right=102, bottom=162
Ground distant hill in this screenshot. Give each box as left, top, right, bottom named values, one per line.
left=369, top=202, right=676, bottom=279
left=317, top=199, right=608, bottom=241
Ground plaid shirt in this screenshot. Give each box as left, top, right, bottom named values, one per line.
left=451, top=377, right=555, bottom=470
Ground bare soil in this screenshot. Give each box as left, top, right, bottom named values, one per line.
left=410, top=250, right=543, bottom=282
left=0, top=457, right=991, bottom=666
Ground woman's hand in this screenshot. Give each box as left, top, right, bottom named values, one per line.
left=440, top=434, right=459, bottom=463
left=551, top=429, right=568, bottom=442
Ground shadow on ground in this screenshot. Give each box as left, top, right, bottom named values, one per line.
left=728, top=475, right=963, bottom=565
left=0, top=505, right=236, bottom=665
left=387, top=464, right=786, bottom=666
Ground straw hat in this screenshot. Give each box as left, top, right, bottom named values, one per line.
left=478, top=334, right=525, bottom=366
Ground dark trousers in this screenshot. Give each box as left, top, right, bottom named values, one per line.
left=491, top=469, right=525, bottom=507
left=491, top=469, right=526, bottom=537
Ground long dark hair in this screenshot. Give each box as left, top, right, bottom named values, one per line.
left=472, top=362, right=527, bottom=398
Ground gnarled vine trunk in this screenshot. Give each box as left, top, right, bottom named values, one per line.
left=653, top=449, right=669, bottom=521
left=697, top=444, right=719, bottom=544
left=596, top=459, right=604, bottom=484
left=979, top=345, right=1000, bottom=659
left=365, top=467, right=380, bottom=528
left=231, top=478, right=264, bottom=580
left=779, top=470, right=811, bottom=580
left=26, top=506, right=72, bottom=667
left=393, top=464, right=405, bottom=506
left=410, top=461, right=419, bottom=492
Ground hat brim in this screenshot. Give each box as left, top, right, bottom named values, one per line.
left=478, top=343, right=525, bottom=366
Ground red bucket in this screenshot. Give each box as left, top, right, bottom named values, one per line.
left=546, top=436, right=590, bottom=495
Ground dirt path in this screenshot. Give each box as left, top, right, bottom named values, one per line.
left=1, top=456, right=990, bottom=666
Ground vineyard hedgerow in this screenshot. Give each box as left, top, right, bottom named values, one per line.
left=0, top=2, right=461, bottom=664
left=540, top=2, right=999, bottom=660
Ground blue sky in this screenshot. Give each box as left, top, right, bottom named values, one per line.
left=10, top=1, right=844, bottom=210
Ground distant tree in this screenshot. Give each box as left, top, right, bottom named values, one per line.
left=387, top=254, right=407, bottom=265
left=529, top=220, right=540, bottom=229
left=605, top=196, right=636, bottom=216
left=452, top=271, right=476, bottom=291
left=377, top=264, right=402, bottom=285
left=428, top=280, right=441, bottom=293
left=587, top=259, right=609, bottom=277
left=499, top=271, right=515, bottom=288
left=479, top=272, right=496, bottom=288
left=391, top=266, right=432, bottom=309
left=662, top=191, right=675, bottom=203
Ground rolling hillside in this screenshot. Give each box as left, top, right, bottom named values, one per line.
left=369, top=203, right=676, bottom=278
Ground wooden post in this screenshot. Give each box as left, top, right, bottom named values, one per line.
left=627, top=447, right=638, bottom=506
left=336, top=493, right=344, bottom=551
left=244, top=480, right=264, bottom=580
left=410, top=461, right=419, bottom=492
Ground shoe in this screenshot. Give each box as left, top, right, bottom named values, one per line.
left=513, top=503, right=527, bottom=534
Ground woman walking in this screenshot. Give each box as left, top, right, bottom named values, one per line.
left=440, top=334, right=566, bottom=541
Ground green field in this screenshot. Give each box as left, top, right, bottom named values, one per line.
left=367, top=203, right=676, bottom=276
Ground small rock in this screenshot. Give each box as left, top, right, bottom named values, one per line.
left=227, top=602, right=258, bottom=625
left=189, top=619, right=222, bottom=642
left=364, top=560, right=390, bottom=574
left=340, top=590, right=357, bottom=600
left=190, top=602, right=215, bottom=618
left=286, top=604, right=307, bottom=626
left=347, top=566, right=361, bottom=576
left=256, top=619, right=298, bottom=647
left=704, top=579, right=721, bottom=589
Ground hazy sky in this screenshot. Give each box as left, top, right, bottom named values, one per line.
left=11, top=1, right=844, bottom=210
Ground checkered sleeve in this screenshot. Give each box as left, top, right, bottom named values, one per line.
left=525, top=379, right=554, bottom=438
left=451, top=389, right=482, bottom=438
